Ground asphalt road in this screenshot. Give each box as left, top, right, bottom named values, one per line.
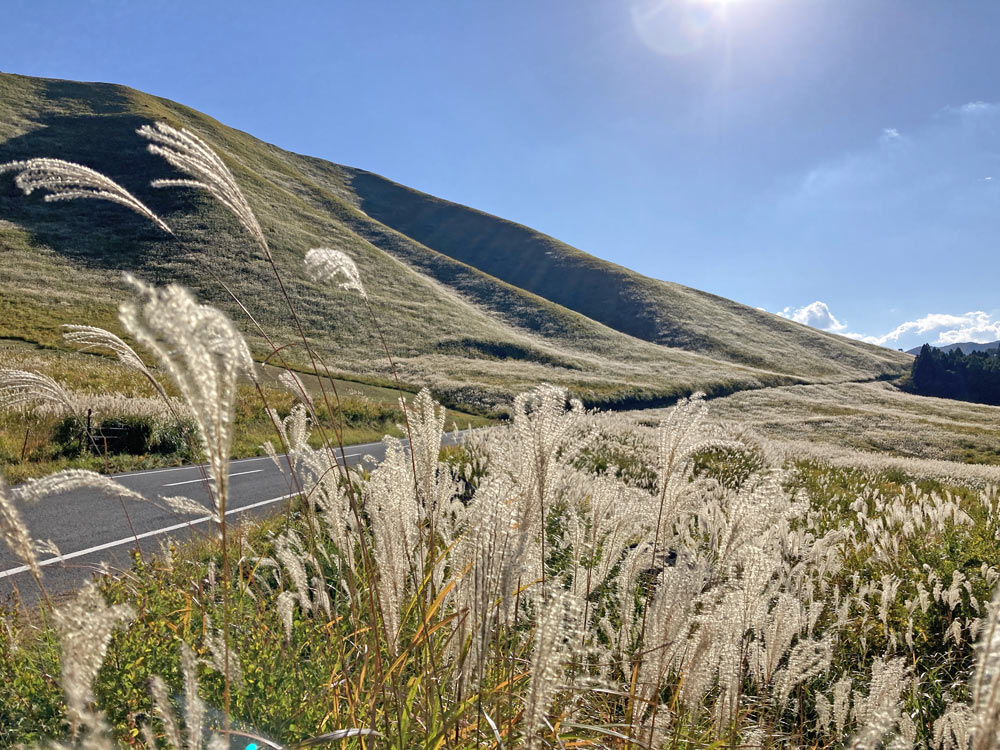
left=1, top=432, right=465, bottom=603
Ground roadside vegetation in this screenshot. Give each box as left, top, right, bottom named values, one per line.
left=0, top=345, right=490, bottom=484
left=2, top=117, right=999, bottom=750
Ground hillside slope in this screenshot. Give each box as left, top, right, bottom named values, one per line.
left=0, top=73, right=908, bottom=410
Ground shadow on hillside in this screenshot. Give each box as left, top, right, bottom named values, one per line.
left=0, top=105, right=202, bottom=276
left=39, top=78, right=134, bottom=115
left=346, top=169, right=667, bottom=346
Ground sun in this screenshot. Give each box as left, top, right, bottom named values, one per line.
left=631, top=0, right=742, bottom=56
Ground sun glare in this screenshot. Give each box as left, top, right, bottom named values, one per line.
left=630, top=0, right=742, bottom=56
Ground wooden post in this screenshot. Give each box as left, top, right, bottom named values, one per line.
left=20, top=427, right=29, bottom=461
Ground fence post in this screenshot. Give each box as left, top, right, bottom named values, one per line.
left=86, top=408, right=93, bottom=452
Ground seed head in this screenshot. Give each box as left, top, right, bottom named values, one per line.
left=138, top=121, right=267, bottom=254
left=0, top=157, right=172, bottom=233
left=304, top=246, right=367, bottom=299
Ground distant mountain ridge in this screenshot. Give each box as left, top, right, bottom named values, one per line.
left=0, top=72, right=909, bottom=410
left=906, top=341, right=1000, bottom=356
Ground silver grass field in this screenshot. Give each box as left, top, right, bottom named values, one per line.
left=2, top=123, right=1000, bottom=750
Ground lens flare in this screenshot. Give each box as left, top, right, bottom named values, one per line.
left=630, top=0, right=737, bottom=56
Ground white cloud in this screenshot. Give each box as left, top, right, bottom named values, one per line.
left=841, top=311, right=1000, bottom=348
left=955, top=101, right=1000, bottom=117
left=880, top=127, right=901, bottom=144
left=778, top=300, right=846, bottom=332
left=931, top=313, right=1000, bottom=345
left=777, top=304, right=1000, bottom=349
left=840, top=331, right=881, bottom=345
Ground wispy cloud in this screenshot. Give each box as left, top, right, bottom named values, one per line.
left=797, top=100, right=1000, bottom=200
left=778, top=301, right=846, bottom=331
left=953, top=101, right=1000, bottom=117
left=781, top=100, right=1000, bottom=256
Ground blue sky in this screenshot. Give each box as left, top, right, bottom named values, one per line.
left=2, top=0, right=999, bottom=351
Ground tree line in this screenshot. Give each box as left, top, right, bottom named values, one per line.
left=907, top=343, right=1000, bottom=405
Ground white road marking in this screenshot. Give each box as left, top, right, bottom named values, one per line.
left=0, top=431, right=471, bottom=582
left=163, top=469, right=263, bottom=487
left=0, top=492, right=298, bottom=580
left=110, top=445, right=384, bottom=479
left=111, top=455, right=274, bottom=479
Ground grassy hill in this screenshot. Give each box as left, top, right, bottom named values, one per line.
left=0, top=72, right=909, bottom=411
left=340, top=168, right=906, bottom=379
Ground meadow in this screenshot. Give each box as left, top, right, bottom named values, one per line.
left=665, top=380, right=1000, bottom=468
left=2, top=120, right=1000, bottom=750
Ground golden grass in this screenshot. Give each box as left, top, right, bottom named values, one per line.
left=690, top=380, right=1000, bottom=465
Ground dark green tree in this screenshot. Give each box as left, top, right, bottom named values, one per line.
left=908, top=344, right=1000, bottom=405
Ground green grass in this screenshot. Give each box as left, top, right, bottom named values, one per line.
left=783, top=461, right=995, bottom=738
